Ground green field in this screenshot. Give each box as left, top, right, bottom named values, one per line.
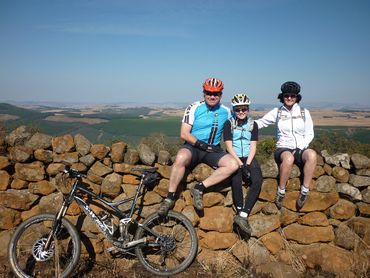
left=1, top=103, right=369, bottom=151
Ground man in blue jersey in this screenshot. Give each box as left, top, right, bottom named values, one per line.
left=158, top=77, right=239, bottom=216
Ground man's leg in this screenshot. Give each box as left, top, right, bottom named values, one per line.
left=158, top=148, right=192, bottom=216
left=192, top=154, right=239, bottom=210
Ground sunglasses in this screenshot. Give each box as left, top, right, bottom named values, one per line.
left=204, top=91, right=222, bottom=97
left=234, top=107, right=249, bottom=113
left=283, top=93, right=297, bottom=99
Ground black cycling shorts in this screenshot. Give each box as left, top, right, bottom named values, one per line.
left=274, top=148, right=304, bottom=167
left=181, top=143, right=227, bottom=170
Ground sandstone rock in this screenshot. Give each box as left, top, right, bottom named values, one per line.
left=192, top=163, right=214, bottom=182
left=101, top=173, right=122, bottom=197
left=181, top=205, right=200, bottom=226
left=29, top=180, right=56, bottom=195
left=329, top=199, right=356, bottom=220
left=52, top=134, right=75, bottom=153
left=38, top=192, right=64, bottom=214
left=113, top=192, right=131, bottom=212
left=313, top=165, right=325, bottom=178
left=10, top=179, right=28, bottom=190
left=15, top=161, right=45, bottom=181
left=334, top=223, right=361, bottom=250
left=346, top=217, right=370, bottom=241
left=199, top=206, right=233, bottom=233
left=153, top=178, right=169, bottom=198
left=9, top=145, right=33, bottom=162
left=142, top=190, right=162, bottom=205
left=74, top=134, right=91, bottom=156
left=71, top=162, right=88, bottom=173
left=34, top=149, right=53, bottom=163
left=323, top=163, right=332, bottom=175
left=154, top=163, right=171, bottom=179
left=351, top=153, right=370, bottom=169
left=124, top=148, right=140, bottom=165
left=249, top=214, right=280, bottom=237
left=113, top=163, right=133, bottom=174
left=298, top=211, right=329, bottom=226
left=336, top=183, right=362, bottom=201
left=0, top=230, right=14, bottom=256
left=261, top=231, right=284, bottom=254
left=90, top=144, right=110, bottom=160
left=0, top=156, right=10, bottom=169
left=46, top=163, right=65, bottom=176
left=357, top=202, right=370, bottom=216
left=5, top=125, right=32, bottom=146
left=203, top=192, right=224, bottom=207
left=321, top=150, right=350, bottom=169
left=356, top=168, right=370, bottom=176
left=200, top=231, right=238, bottom=250
left=295, top=243, right=354, bottom=277
left=122, top=174, right=139, bottom=185
left=349, top=174, right=370, bottom=187
left=197, top=249, right=242, bottom=277
left=315, top=175, right=336, bottom=192
left=110, top=141, right=126, bottom=163
left=157, top=150, right=171, bottom=165
left=283, top=223, right=335, bottom=244
left=280, top=207, right=299, bottom=226
left=286, top=177, right=301, bottom=191
left=0, top=189, right=39, bottom=210
left=90, top=161, right=113, bottom=176
left=21, top=205, right=40, bottom=221
left=260, top=158, right=278, bottom=178
left=137, top=143, right=155, bottom=166
left=256, top=262, right=300, bottom=278
left=284, top=191, right=339, bottom=212
left=25, top=132, right=52, bottom=150
left=0, top=206, right=21, bottom=229
left=248, top=237, right=271, bottom=266
left=0, top=170, right=10, bottom=190
left=261, top=202, right=279, bottom=215
left=139, top=203, right=161, bottom=218
left=79, top=154, right=95, bottom=167
left=230, top=239, right=249, bottom=264
left=53, top=152, right=79, bottom=164
left=259, top=178, right=277, bottom=202
left=332, top=166, right=349, bottom=183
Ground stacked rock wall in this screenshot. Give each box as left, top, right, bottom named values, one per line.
left=0, top=126, right=369, bottom=277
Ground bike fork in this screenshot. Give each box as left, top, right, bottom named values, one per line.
left=44, top=204, right=69, bottom=249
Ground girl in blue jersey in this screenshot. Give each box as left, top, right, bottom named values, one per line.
left=223, top=94, right=263, bottom=235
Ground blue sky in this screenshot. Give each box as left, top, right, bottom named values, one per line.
left=0, top=0, right=369, bottom=106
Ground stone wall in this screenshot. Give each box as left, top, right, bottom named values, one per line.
left=0, top=126, right=369, bottom=277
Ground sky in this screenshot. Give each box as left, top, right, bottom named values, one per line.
left=0, top=0, right=370, bottom=107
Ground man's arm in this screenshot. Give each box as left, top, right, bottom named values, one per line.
left=180, top=122, right=197, bottom=145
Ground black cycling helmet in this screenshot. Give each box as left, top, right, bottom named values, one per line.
left=278, top=81, right=302, bottom=103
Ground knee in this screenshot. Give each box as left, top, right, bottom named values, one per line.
left=282, top=155, right=294, bottom=166
left=227, top=157, right=239, bottom=172
left=304, top=149, right=317, bottom=164
left=173, top=153, right=189, bottom=167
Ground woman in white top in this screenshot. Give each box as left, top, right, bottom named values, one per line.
left=255, top=81, right=317, bottom=210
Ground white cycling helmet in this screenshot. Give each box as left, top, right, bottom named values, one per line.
left=231, top=93, right=251, bottom=107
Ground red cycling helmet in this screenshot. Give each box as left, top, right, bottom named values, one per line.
left=203, top=78, right=224, bottom=92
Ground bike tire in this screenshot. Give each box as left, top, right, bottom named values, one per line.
left=134, top=211, right=198, bottom=276
left=8, top=213, right=81, bottom=278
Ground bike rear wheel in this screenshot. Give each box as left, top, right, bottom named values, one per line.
left=135, top=211, right=198, bottom=276
left=8, top=213, right=81, bottom=278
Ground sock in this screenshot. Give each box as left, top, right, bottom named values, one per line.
left=301, top=185, right=309, bottom=195
left=167, top=192, right=176, bottom=200
left=194, top=182, right=206, bottom=192
left=278, top=186, right=286, bottom=195
left=239, top=211, right=248, bottom=218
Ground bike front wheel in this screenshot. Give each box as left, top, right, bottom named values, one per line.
left=135, top=211, right=198, bottom=276
left=8, top=213, right=81, bottom=278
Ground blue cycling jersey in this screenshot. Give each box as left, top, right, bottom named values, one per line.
left=182, top=101, right=231, bottom=145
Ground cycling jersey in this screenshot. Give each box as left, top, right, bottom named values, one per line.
left=182, top=101, right=231, bottom=145
left=223, top=118, right=258, bottom=158
left=255, top=103, right=314, bottom=150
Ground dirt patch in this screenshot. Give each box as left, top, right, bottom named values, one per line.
left=0, top=114, right=19, bottom=121
left=44, top=115, right=108, bottom=124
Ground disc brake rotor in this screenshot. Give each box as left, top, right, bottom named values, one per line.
left=32, top=238, right=54, bottom=262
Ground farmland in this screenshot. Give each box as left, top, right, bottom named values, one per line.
left=1, top=103, right=369, bottom=146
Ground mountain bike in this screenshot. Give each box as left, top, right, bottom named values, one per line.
left=8, top=166, right=198, bottom=277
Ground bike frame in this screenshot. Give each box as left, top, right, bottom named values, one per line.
left=45, top=169, right=160, bottom=250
